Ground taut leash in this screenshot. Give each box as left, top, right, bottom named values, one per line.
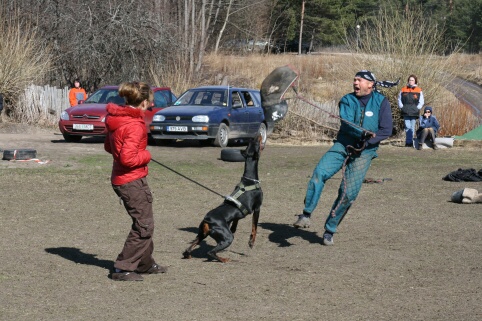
left=150, top=158, right=225, bottom=199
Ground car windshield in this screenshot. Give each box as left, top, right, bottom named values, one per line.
left=174, top=89, right=228, bottom=107
left=84, top=88, right=175, bottom=107
left=84, top=88, right=124, bottom=104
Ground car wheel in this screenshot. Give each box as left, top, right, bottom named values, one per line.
left=2, top=148, right=37, bottom=160
left=258, top=122, right=267, bottom=145
left=220, top=149, right=245, bottom=162
left=62, top=133, right=82, bottom=142
left=214, top=123, right=229, bottom=148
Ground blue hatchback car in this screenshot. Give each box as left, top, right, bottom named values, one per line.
left=149, top=86, right=270, bottom=147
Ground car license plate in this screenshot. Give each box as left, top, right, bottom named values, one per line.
left=167, top=126, right=188, bottom=132
left=73, top=124, right=94, bottom=130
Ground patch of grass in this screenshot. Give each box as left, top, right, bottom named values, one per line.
left=76, top=155, right=111, bottom=167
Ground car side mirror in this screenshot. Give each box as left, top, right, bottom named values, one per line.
left=233, top=102, right=243, bottom=108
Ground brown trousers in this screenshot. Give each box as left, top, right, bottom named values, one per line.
left=112, top=177, right=155, bottom=272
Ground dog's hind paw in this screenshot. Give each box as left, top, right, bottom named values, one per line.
left=208, top=252, right=230, bottom=263
left=182, top=251, right=192, bottom=259
left=218, top=257, right=231, bottom=263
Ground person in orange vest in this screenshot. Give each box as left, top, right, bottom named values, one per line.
left=398, top=75, right=424, bottom=147
left=69, top=79, right=87, bottom=107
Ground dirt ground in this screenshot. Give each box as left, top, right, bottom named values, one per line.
left=1, top=123, right=481, bottom=321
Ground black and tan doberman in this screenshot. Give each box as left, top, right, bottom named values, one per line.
left=183, top=134, right=263, bottom=262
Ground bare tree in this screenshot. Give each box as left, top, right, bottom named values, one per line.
left=214, top=0, right=234, bottom=54
left=1, top=0, right=275, bottom=91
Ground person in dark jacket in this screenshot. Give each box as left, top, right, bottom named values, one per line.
left=416, top=106, right=440, bottom=150
left=398, top=75, right=424, bottom=147
left=104, top=81, right=167, bottom=281
left=293, top=70, right=395, bottom=246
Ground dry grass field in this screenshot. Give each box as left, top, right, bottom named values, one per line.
left=197, top=52, right=481, bottom=138
left=1, top=124, right=481, bottom=320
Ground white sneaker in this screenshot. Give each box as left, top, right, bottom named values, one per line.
left=293, top=214, right=311, bottom=228
left=323, top=232, right=334, bottom=246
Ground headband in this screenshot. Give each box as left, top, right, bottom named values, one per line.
left=355, top=70, right=400, bottom=92
left=355, top=70, right=376, bottom=82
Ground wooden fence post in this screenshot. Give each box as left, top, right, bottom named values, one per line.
left=17, top=85, right=70, bottom=126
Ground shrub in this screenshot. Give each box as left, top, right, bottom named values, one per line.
left=341, top=4, right=479, bottom=137
left=0, top=10, right=51, bottom=121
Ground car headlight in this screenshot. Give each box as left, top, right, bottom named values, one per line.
left=60, top=111, right=70, bottom=120
left=192, top=115, right=209, bottom=122
left=153, top=115, right=166, bottom=122
left=102, top=117, right=106, bottom=122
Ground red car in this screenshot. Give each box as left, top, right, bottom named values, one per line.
left=58, top=85, right=176, bottom=142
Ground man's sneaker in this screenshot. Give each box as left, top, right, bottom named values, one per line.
left=433, top=144, right=439, bottom=150
left=323, top=232, right=334, bottom=246
left=293, top=214, right=311, bottom=228
left=137, top=263, right=168, bottom=274
left=111, top=270, right=143, bottom=281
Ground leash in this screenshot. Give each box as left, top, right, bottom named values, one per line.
left=151, top=158, right=260, bottom=215
left=150, top=158, right=225, bottom=199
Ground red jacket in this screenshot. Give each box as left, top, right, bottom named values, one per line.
left=104, top=103, right=151, bottom=185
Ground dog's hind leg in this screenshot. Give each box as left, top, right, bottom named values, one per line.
left=183, top=221, right=210, bottom=259
left=207, top=227, right=234, bottom=263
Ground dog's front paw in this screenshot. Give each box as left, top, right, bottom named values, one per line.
left=182, top=251, right=192, bottom=259
left=248, top=239, right=255, bottom=248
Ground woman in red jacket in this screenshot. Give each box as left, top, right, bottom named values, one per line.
left=104, top=81, right=167, bottom=281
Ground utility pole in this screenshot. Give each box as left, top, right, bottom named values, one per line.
left=356, top=25, right=360, bottom=52
left=299, top=0, right=305, bottom=55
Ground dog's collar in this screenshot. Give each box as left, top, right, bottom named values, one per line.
left=242, top=176, right=260, bottom=184
left=224, top=181, right=261, bottom=215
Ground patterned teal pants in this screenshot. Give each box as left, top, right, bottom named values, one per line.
left=303, top=141, right=378, bottom=233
